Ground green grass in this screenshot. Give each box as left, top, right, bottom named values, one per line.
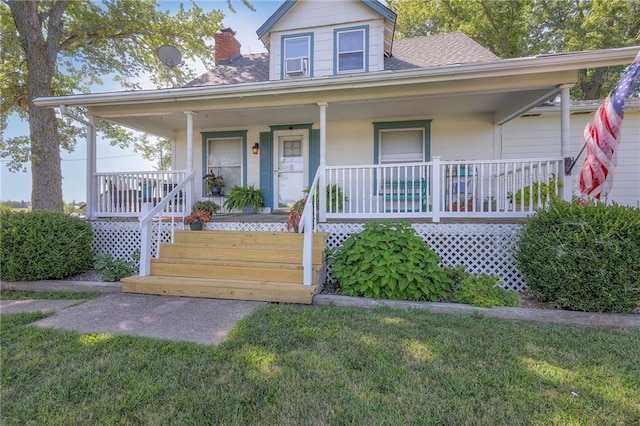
left=2, top=306, right=639, bottom=425
left=0, top=290, right=101, bottom=300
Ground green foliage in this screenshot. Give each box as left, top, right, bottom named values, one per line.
left=192, top=200, right=220, bottom=215
left=444, top=265, right=520, bottom=308
left=513, top=173, right=561, bottom=207
left=94, top=253, right=138, bottom=282
left=305, top=184, right=348, bottom=213
left=386, top=0, right=640, bottom=99
left=0, top=211, right=93, bottom=281
left=516, top=198, right=640, bottom=313
left=223, top=185, right=265, bottom=211
left=327, top=221, right=452, bottom=301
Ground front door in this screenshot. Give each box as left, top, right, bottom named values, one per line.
left=273, top=130, right=308, bottom=209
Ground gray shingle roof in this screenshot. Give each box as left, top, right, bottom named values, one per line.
left=385, top=32, right=499, bottom=70
left=183, top=53, right=269, bottom=87
left=184, top=32, right=500, bottom=87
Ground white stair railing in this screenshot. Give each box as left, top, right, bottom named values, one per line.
left=138, top=171, right=195, bottom=276
left=299, top=171, right=320, bottom=286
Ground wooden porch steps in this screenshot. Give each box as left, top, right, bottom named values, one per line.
left=121, top=230, right=327, bottom=304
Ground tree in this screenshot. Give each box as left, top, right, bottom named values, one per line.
left=386, top=0, right=640, bottom=99
left=134, top=136, right=172, bottom=171
left=1, top=0, right=253, bottom=211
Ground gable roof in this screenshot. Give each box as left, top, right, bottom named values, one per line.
left=257, top=0, right=397, bottom=55
left=385, top=33, right=500, bottom=70
left=185, top=33, right=500, bottom=87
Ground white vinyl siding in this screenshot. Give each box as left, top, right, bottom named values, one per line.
left=502, top=109, right=640, bottom=206
left=267, top=1, right=384, bottom=80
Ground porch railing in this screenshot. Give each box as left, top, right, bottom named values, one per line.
left=324, top=157, right=563, bottom=221
left=94, top=170, right=187, bottom=217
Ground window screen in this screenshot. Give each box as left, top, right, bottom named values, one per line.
left=379, top=129, right=424, bottom=163
left=207, top=137, right=242, bottom=189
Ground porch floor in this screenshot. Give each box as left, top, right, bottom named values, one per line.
left=95, top=213, right=527, bottom=225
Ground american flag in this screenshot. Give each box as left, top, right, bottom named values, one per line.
left=579, top=51, right=640, bottom=199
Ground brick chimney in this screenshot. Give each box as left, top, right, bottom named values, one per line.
left=214, top=28, right=241, bottom=65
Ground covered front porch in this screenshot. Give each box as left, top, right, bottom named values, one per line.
left=91, top=156, right=563, bottom=222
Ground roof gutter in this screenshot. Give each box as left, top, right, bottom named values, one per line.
left=34, top=45, right=640, bottom=108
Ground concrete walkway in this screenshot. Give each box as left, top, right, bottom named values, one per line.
left=1, top=280, right=265, bottom=345
left=2, top=280, right=639, bottom=346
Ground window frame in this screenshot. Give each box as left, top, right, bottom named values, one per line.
left=373, top=120, right=432, bottom=165
left=334, top=25, right=369, bottom=74
left=201, top=131, right=248, bottom=195
left=281, top=32, right=314, bottom=79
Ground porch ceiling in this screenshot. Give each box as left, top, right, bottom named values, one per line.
left=93, top=86, right=560, bottom=139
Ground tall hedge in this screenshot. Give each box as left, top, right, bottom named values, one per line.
left=516, top=198, right=640, bottom=313
left=0, top=211, right=94, bottom=281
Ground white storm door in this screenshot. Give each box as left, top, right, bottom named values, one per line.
left=274, top=131, right=308, bottom=209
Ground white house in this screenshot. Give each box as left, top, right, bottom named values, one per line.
left=34, top=0, right=640, bottom=301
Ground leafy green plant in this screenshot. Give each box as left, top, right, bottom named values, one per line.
left=305, top=184, right=348, bottom=213
left=0, top=211, right=93, bottom=281
left=192, top=200, right=220, bottom=215
left=512, top=173, right=561, bottom=208
left=327, top=221, right=452, bottom=301
left=516, top=198, right=640, bottom=313
left=94, top=253, right=138, bottom=282
left=203, top=171, right=225, bottom=194
left=223, top=185, right=265, bottom=212
left=444, top=265, right=520, bottom=308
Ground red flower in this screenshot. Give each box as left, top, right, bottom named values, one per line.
left=184, top=210, right=212, bottom=225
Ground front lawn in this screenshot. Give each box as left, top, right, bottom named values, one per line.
left=2, top=306, right=639, bottom=425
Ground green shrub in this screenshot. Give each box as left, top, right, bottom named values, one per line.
left=516, top=198, right=640, bottom=313
left=0, top=210, right=94, bottom=281
left=327, top=221, right=452, bottom=301
left=94, top=253, right=138, bottom=282
left=444, top=265, right=520, bottom=308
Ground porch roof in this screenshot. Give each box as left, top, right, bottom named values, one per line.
left=34, top=45, right=640, bottom=139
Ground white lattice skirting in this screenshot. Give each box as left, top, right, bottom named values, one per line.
left=90, top=221, right=526, bottom=291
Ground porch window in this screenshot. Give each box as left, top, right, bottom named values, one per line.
left=379, top=129, right=424, bottom=163
left=282, top=34, right=312, bottom=78
left=207, top=137, right=242, bottom=190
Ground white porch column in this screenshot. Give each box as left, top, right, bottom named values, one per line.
left=184, top=111, right=195, bottom=209
left=560, top=85, right=572, bottom=200
left=318, top=102, right=328, bottom=222
left=86, top=116, right=97, bottom=219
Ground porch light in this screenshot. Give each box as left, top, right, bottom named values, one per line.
left=252, top=143, right=260, bottom=155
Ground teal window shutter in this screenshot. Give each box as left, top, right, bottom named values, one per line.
left=259, top=132, right=273, bottom=209
left=309, top=129, right=320, bottom=186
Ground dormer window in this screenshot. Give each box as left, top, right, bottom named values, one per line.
left=335, top=26, right=369, bottom=73
left=281, top=33, right=313, bottom=78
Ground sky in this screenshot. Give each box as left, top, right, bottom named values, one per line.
left=0, top=0, right=282, bottom=203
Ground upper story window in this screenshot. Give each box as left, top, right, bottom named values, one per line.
left=335, top=26, right=368, bottom=74
left=282, top=33, right=313, bottom=78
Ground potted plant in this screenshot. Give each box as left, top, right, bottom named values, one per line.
left=223, top=185, right=265, bottom=214
left=304, top=184, right=348, bottom=213
left=203, top=171, right=225, bottom=195
left=512, top=174, right=561, bottom=210
left=452, top=196, right=473, bottom=212
left=287, top=198, right=306, bottom=232
left=192, top=200, right=220, bottom=216
left=183, top=209, right=212, bottom=230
